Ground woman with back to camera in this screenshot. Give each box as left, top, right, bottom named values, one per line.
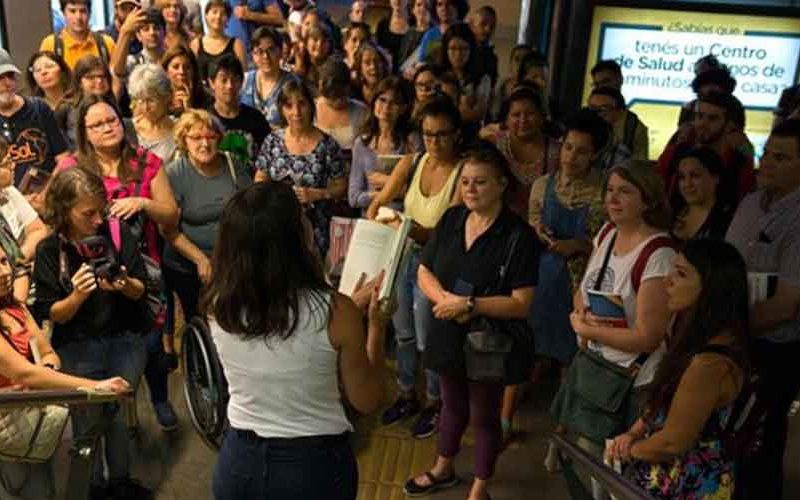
left=32, top=167, right=152, bottom=499
left=607, top=239, right=749, bottom=499
left=25, top=51, right=71, bottom=111
left=367, top=97, right=464, bottom=439
left=669, top=148, right=734, bottom=243
left=208, top=182, right=388, bottom=500
left=402, top=142, right=540, bottom=499
left=550, top=161, right=676, bottom=465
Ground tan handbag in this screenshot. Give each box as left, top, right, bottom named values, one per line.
left=0, top=404, right=69, bottom=463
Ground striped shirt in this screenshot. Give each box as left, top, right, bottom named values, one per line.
left=726, top=188, right=800, bottom=343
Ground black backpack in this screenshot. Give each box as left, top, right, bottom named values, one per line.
left=699, top=344, right=766, bottom=459
left=54, top=32, right=110, bottom=65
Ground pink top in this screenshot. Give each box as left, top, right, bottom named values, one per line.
left=0, top=305, right=32, bottom=389
left=57, top=149, right=164, bottom=262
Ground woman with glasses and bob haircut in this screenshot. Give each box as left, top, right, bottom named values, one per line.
left=366, top=97, right=464, bottom=440
left=32, top=167, right=152, bottom=498
left=241, top=27, right=298, bottom=128
left=162, top=109, right=251, bottom=330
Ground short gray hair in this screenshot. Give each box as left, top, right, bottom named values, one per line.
left=128, top=63, right=171, bottom=101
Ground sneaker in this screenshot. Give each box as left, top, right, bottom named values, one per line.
left=108, top=478, right=153, bottom=500
left=412, top=405, right=439, bottom=439
left=154, top=401, right=179, bottom=431
left=381, top=396, right=420, bottom=426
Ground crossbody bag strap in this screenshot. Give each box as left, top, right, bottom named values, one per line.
left=593, top=230, right=617, bottom=291
left=224, top=152, right=237, bottom=188
left=485, top=228, right=521, bottom=295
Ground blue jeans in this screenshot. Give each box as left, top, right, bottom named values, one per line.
left=144, top=329, right=169, bottom=404
left=392, top=249, right=440, bottom=401
left=212, top=429, right=357, bottom=500
left=57, top=332, right=147, bottom=485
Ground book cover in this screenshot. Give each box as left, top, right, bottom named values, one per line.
left=377, top=155, right=404, bottom=174
left=586, top=290, right=628, bottom=328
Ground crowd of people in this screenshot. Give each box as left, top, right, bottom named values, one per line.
left=0, top=0, right=798, bottom=499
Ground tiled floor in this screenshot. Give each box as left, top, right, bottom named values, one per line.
left=47, top=369, right=800, bottom=499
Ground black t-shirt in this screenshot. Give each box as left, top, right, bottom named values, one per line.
left=212, top=104, right=271, bottom=164
left=420, top=205, right=541, bottom=375
left=377, top=17, right=405, bottom=72
left=1, top=97, right=68, bottom=187
left=32, top=222, right=148, bottom=349
left=474, top=43, right=499, bottom=87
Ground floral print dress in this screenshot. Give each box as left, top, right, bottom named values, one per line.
left=255, top=130, right=345, bottom=254
left=631, top=407, right=736, bottom=499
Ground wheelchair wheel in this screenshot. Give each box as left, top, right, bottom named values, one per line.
left=181, top=317, right=228, bottom=450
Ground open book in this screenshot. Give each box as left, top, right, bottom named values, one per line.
left=377, top=154, right=405, bottom=174
left=338, top=208, right=413, bottom=304
left=586, top=290, right=628, bottom=328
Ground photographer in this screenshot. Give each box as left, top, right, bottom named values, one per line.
left=32, top=167, right=152, bottom=500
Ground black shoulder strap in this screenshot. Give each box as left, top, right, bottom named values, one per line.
left=93, top=32, right=110, bottom=64
left=485, top=228, right=521, bottom=295
left=54, top=33, right=64, bottom=60
left=593, top=232, right=617, bottom=291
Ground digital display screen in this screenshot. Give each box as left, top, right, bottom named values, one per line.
left=584, top=5, right=800, bottom=159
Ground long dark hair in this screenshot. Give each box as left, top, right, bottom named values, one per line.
left=160, top=45, right=205, bottom=108
left=75, top=94, right=142, bottom=184
left=359, top=76, right=414, bottom=149
left=646, top=239, right=750, bottom=417
left=202, top=183, right=332, bottom=341
left=440, top=23, right=481, bottom=85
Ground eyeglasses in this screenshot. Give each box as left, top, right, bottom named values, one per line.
left=186, top=134, right=219, bottom=143
left=85, top=117, right=120, bottom=132
left=82, top=73, right=108, bottom=82
left=30, top=62, right=59, bottom=74
left=422, top=129, right=455, bottom=140
left=252, top=46, right=278, bottom=57
left=415, top=82, right=439, bottom=92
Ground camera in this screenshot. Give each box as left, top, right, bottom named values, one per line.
left=75, top=235, right=124, bottom=282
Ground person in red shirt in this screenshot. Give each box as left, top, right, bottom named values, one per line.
left=658, top=91, right=755, bottom=211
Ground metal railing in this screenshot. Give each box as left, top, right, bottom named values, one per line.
left=0, top=389, right=130, bottom=500
left=550, top=434, right=652, bottom=500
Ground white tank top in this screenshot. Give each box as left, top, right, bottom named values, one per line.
left=210, top=291, right=353, bottom=438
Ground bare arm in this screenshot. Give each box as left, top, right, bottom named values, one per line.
left=240, top=4, right=284, bottom=26
left=233, top=39, right=248, bottom=72
left=366, top=154, right=415, bottom=219
left=144, top=168, right=180, bottom=227
left=418, top=263, right=448, bottom=304
left=330, top=293, right=385, bottom=414
left=19, top=218, right=48, bottom=262
left=573, top=277, right=670, bottom=354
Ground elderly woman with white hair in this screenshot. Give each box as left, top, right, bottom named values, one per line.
left=128, top=64, right=178, bottom=163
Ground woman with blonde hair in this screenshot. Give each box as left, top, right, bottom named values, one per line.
left=162, top=109, right=251, bottom=326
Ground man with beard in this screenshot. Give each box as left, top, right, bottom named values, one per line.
left=658, top=91, right=755, bottom=210
left=0, top=49, right=68, bottom=194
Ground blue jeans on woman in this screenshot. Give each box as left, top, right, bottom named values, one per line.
left=212, top=429, right=357, bottom=500
left=57, top=332, right=147, bottom=486
left=393, top=249, right=440, bottom=401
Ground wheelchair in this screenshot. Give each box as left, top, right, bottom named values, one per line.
left=180, top=317, right=229, bottom=450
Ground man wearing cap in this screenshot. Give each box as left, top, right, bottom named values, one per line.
left=105, top=0, right=144, bottom=55
left=0, top=49, right=68, bottom=194
left=40, top=0, right=117, bottom=69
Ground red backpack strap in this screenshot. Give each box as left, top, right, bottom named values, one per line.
left=3, top=305, right=28, bottom=328
left=596, top=223, right=616, bottom=247
left=109, top=217, right=122, bottom=252
left=631, top=236, right=677, bottom=293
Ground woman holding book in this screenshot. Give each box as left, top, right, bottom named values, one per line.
left=550, top=160, right=676, bottom=463
left=366, top=97, right=463, bottom=440
left=349, top=76, right=420, bottom=212
left=208, top=182, right=389, bottom=500
left=402, top=142, right=540, bottom=500
left=606, top=239, right=748, bottom=499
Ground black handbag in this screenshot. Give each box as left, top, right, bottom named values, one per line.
left=463, top=231, right=534, bottom=383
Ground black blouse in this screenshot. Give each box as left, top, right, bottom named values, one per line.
left=32, top=221, right=148, bottom=349
left=420, top=205, right=541, bottom=376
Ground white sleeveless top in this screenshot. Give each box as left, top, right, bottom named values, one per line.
left=210, top=291, right=353, bottom=438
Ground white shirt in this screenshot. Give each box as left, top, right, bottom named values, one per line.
left=211, top=291, right=353, bottom=438
left=580, top=225, right=675, bottom=369
left=0, top=187, right=38, bottom=241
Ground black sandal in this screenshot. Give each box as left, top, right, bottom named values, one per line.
left=403, top=471, right=459, bottom=497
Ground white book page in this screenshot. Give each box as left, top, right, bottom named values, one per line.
left=338, top=220, right=397, bottom=296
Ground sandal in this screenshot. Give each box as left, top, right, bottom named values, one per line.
left=403, top=471, right=459, bottom=497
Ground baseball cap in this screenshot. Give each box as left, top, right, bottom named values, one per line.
left=0, top=49, right=20, bottom=77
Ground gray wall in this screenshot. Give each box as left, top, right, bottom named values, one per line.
left=3, top=0, right=53, bottom=91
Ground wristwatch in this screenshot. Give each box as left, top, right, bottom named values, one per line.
left=465, top=296, right=475, bottom=314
